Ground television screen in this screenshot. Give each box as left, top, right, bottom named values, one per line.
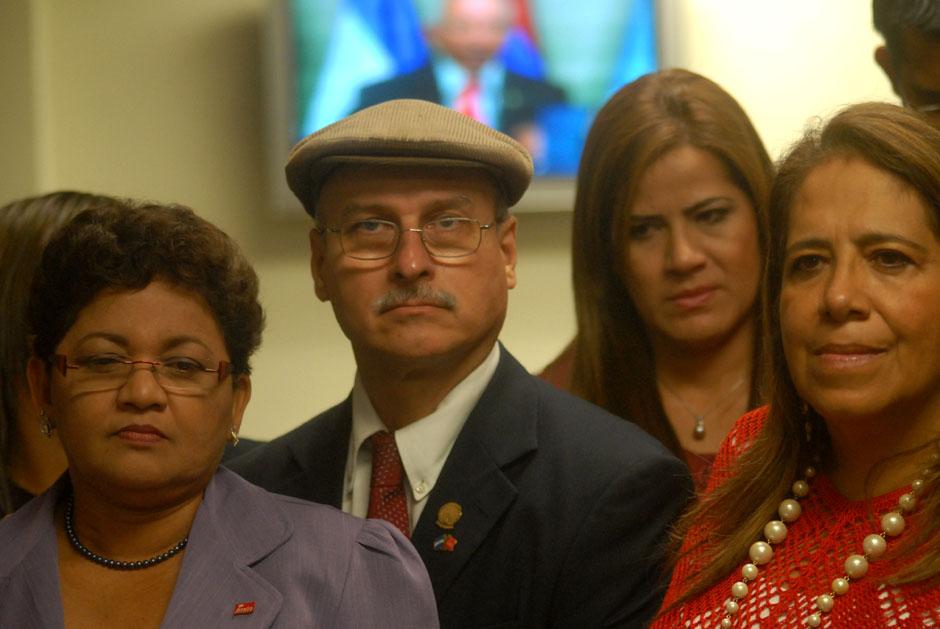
left=264, top=0, right=658, bottom=214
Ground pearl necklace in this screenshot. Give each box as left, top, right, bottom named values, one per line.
left=65, top=493, right=189, bottom=570
left=719, top=467, right=924, bottom=628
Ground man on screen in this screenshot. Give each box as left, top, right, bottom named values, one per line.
left=357, top=0, right=566, bottom=163
left=230, top=99, right=691, bottom=628
left=874, top=0, right=940, bottom=128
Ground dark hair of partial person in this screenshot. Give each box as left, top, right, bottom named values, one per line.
left=663, top=102, right=940, bottom=607
left=568, top=68, right=773, bottom=457
left=0, top=191, right=116, bottom=514
left=28, top=199, right=264, bottom=382
left=873, top=0, right=940, bottom=58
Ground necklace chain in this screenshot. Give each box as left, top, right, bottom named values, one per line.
left=718, top=467, right=925, bottom=627
left=64, top=493, right=189, bottom=570
left=660, top=376, right=747, bottom=441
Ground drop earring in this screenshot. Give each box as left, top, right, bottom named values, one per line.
left=39, top=409, right=55, bottom=438
left=230, top=428, right=240, bottom=447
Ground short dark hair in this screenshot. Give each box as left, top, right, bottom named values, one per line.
left=29, top=200, right=264, bottom=377
left=874, top=0, right=940, bottom=59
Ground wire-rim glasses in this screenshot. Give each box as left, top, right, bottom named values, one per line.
left=52, top=354, right=232, bottom=395
left=319, top=217, right=495, bottom=260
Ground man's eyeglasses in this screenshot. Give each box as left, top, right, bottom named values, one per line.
left=318, top=217, right=495, bottom=260
left=52, top=354, right=232, bottom=395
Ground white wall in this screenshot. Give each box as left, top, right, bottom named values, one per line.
left=2, top=0, right=895, bottom=439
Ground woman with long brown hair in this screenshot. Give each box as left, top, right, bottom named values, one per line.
left=654, top=102, right=940, bottom=626
left=0, top=191, right=115, bottom=515
left=541, top=69, right=772, bottom=489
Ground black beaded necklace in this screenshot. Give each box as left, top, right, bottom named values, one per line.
left=64, top=493, right=188, bottom=570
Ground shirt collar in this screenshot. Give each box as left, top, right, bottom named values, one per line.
left=348, top=343, right=501, bottom=502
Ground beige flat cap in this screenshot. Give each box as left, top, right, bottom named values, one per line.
left=285, top=99, right=534, bottom=218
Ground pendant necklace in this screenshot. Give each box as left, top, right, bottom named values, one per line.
left=660, top=376, right=747, bottom=441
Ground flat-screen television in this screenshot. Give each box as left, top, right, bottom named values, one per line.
left=263, top=0, right=659, bottom=215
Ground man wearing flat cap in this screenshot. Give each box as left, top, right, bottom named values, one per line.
left=230, top=99, right=691, bottom=628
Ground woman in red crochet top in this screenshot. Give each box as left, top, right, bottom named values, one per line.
left=654, top=102, right=940, bottom=627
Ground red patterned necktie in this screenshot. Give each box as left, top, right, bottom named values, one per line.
left=454, top=76, right=482, bottom=122
left=367, top=431, right=410, bottom=538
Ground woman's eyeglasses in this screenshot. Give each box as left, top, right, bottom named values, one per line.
left=52, top=354, right=232, bottom=395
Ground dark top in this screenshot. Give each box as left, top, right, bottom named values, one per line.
left=538, top=342, right=717, bottom=493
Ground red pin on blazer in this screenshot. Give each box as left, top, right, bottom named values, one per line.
left=233, top=601, right=256, bottom=616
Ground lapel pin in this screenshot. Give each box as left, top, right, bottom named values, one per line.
left=233, top=601, right=256, bottom=616
left=433, top=533, right=458, bottom=552
left=436, top=502, right=463, bottom=529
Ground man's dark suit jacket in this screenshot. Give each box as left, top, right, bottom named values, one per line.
left=229, top=349, right=692, bottom=628
left=357, top=64, right=567, bottom=135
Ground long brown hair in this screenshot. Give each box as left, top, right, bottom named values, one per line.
left=569, top=68, right=773, bottom=456
left=0, top=191, right=115, bottom=514
left=668, top=102, right=940, bottom=604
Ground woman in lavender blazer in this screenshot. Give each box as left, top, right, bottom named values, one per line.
left=0, top=200, right=437, bottom=628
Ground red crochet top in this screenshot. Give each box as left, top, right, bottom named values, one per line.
left=653, top=406, right=940, bottom=628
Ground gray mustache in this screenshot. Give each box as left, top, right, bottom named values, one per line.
left=374, top=284, right=457, bottom=313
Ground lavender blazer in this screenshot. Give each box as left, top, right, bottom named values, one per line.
left=0, top=468, right=439, bottom=628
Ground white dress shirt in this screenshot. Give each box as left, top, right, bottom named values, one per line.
left=342, top=344, right=501, bottom=532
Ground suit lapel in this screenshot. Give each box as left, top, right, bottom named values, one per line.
left=160, top=470, right=288, bottom=628
left=286, top=399, right=351, bottom=507
left=412, top=348, right=538, bottom=599
left=412, top=437, right=520, bottom=599
left=7, top=490, right=66, bottom=628
left=0, top=475, right=68, bottom=628
left=19, top=551, right=64, bottom=629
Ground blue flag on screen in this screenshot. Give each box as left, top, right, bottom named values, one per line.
left=300, top=0, right=428, bottom=136
left=355, top=0, right=428, bottom=73
left=607, top=0, right=658, bottom=96
left=498, top=0, right=545, bottom=80
left=499, top=28, right=545, bottom=80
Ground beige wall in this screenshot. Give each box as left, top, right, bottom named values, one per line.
left=0, top=0, right=41, bottom=198
left=2, top=0, right=894, bottom=439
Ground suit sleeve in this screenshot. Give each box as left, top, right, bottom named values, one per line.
left=333, top=519, right=440, bottom=628
left=551, top=453, right=693, bottom=628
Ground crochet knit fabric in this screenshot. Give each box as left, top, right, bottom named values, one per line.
left=653, top=406, right=940, bottom=628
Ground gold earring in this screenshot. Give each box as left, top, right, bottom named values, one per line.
left=230, top=428, right=240, bottom=447
left=39, top=409, right=55, bottom=438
